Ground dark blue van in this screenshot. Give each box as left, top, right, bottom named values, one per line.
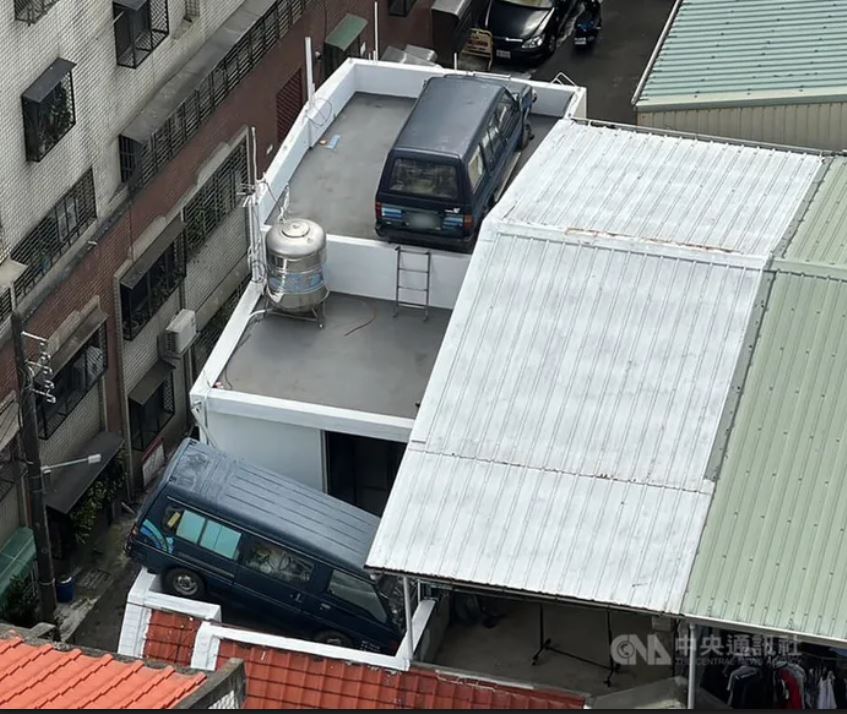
left=126, top=438, right=407, bottom=653
left=375, top=74, right=534, bottom=251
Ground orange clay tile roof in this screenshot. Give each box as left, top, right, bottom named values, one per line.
left=218, top=640, right=586, bottom=710
left=144, top=610, right=203, bottom=667
left=0, top=635, right=205, bottom=709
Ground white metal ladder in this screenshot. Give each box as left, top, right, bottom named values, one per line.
left=394, top=245, right=431, bottom=320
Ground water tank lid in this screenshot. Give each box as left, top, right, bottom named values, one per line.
left=266, top=218, right=326, bottom=259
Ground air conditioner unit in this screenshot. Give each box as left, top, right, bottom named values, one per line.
left=162, top=309, right=196, bottom=357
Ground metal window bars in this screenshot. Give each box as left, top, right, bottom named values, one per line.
left=14, top=0, right=59, bottom=25
left=0, top=170, right=97, bottom=326
left=22, top=67, right=76, bottom=162
left=113, top=0, right=170, bottom=69
left=119, top=0, right=310, bottom=193
left=182, top=141, right=248, bottom=258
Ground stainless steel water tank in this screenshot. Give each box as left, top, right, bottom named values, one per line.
left=265, top=218, right=328, bottom=313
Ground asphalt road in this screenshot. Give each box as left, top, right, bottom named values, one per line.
left=533, top=0, right=676, bottom=124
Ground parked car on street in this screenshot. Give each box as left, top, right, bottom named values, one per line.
left=375, top=74, right=534, bottom=252
left=483, top=0, right=575, bottom=62
left=126, top=438, right=409, bottom=654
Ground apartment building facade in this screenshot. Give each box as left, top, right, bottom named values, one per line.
left=0, top=0, right=433, bottom=603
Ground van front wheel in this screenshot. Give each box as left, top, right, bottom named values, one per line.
left=165, top=568, right=205, bottom=599
left=315, top=630, right=353, bottom=649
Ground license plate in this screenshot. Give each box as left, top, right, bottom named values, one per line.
left=408, top=212, right=439, bottom=230
left=496, top=49, right=511, bottom=59
left=574, top=37, right=587, bottom=46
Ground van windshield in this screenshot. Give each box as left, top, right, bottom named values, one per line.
left=389, top=158, right=459, bottom=201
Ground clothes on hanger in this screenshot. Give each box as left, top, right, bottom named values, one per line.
left=817, top=671, right=838, bottom=710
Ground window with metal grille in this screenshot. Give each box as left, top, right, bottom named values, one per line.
left=21, top=59, right=76, bottom=162
left=129, top=371, right=174, bottom=451
left=119, top=0, right=311, bottom=192
left=14, top=0, right=59, bottom=24
left=389, top=0, right=417, bottom=17
left=183, top=142, right=247, bottom=257
left=184, top=0, right=199, bottom=19
left=10, top=169, right=96, bottom=303
left=113, top=0, right=169, bottom=69
left=35, top=324, right=107, bottom=440
left=190, top=275, right=248, bottom=376
left=275, top=70, right=303, bottom=144
left=120, top=232, right=186, bottom=340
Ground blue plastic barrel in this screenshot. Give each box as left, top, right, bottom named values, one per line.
left=56, top=575, right=75, bottom=603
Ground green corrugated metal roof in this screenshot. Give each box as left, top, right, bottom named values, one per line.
left=784, top=158, right=847, bottom=266
left=683, top=270, right=847, bottom=642
left=637, top=0, right=847, bottom=107
left=0, top=528, right=35, bottom=601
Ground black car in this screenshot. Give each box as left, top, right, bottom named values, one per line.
left=484, top=0, right=574, bottom=62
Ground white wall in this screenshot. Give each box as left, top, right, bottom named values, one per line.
left=637, top=100, right=847, bottom=151
left=204, top=410, right=324, bottom=491
left=324, top=236, right=470, bottom=310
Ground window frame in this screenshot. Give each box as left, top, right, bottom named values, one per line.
left=10, top=169, right=97, bottom=302
left=129, top=370, right=175, bottom=451
left=120, top=232, right=186, bottom=340
left=183, top=142, right=247, bottom=258
left=113, top=0, right=170, bottom=69
left=241, top=536, right=316, bottom=586
left=21, top=61, right=76, bottom=162
left=35, top=324, right=107, bottom=440
left=162, top=503, right=243, bottom=560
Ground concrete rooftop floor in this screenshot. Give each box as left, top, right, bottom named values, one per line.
left=287, top=92, right=560, bottom=241
left=222, top=293, right=450, bottom=419
left=434, top=599, right=675, bottom=699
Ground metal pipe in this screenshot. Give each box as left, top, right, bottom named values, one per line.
left=305, top=36, right=315, bottom=104
left=373, top=1, right=379, bottom=60
left=687, top=623, right=697, bottom=709
left=403, top=576, right=415, bottom=661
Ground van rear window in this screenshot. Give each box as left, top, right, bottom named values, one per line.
left=389, top=158, right=459, bottom=201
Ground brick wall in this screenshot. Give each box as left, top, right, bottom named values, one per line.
left=0, top=0, right=433, bottom=487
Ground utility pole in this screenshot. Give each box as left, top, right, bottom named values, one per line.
left=11, top=311, right=56, bottom=624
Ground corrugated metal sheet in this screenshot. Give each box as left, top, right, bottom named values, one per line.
left=637, top=0, right=847, bottom=106
left=493, top=122, right=822, bottom=258
left=684, top=270, right=847, bottom=641
left=368, top=233, right=763, bottom=614
left=638, top=101, right=847, bottom=152
left=784, top=157, right=847, bottom=265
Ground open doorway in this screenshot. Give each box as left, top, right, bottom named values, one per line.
left=326, top=432, right=405, bottom=516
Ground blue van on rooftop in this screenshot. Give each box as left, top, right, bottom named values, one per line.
left=126, top=438, right=407, bottom=653
left=375, top=74, right=534, bottom=252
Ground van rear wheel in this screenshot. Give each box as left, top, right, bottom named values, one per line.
left=165, top=568, right=205, bottom=599
left=315, top=630, right=353, bottom=649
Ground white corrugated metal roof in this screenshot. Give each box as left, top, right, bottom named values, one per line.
left=368, top=121, right=822, bottom=615
left=369, top=233, right=761, bottom=613
left=493, top=122, right=822, bottom=258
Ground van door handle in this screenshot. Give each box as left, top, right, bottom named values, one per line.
left=319, top=603, right=331, bottom=611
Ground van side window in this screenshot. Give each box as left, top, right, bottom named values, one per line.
left=468, top=146, right=485, bottom=191
left=243, top=538, right=314, bottom=585
left=326, top=570, right=387, bottom=623
left=162, top=505, right=242, bottom=559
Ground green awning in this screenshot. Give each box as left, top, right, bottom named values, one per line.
left=0, top=528, right=35, bottom=601
left=326, top=14, right=367, bottom=52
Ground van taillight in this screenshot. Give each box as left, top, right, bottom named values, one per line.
left=375, top=201, right=382, bottom=220
left=463, top=214, right=474, bottom=232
